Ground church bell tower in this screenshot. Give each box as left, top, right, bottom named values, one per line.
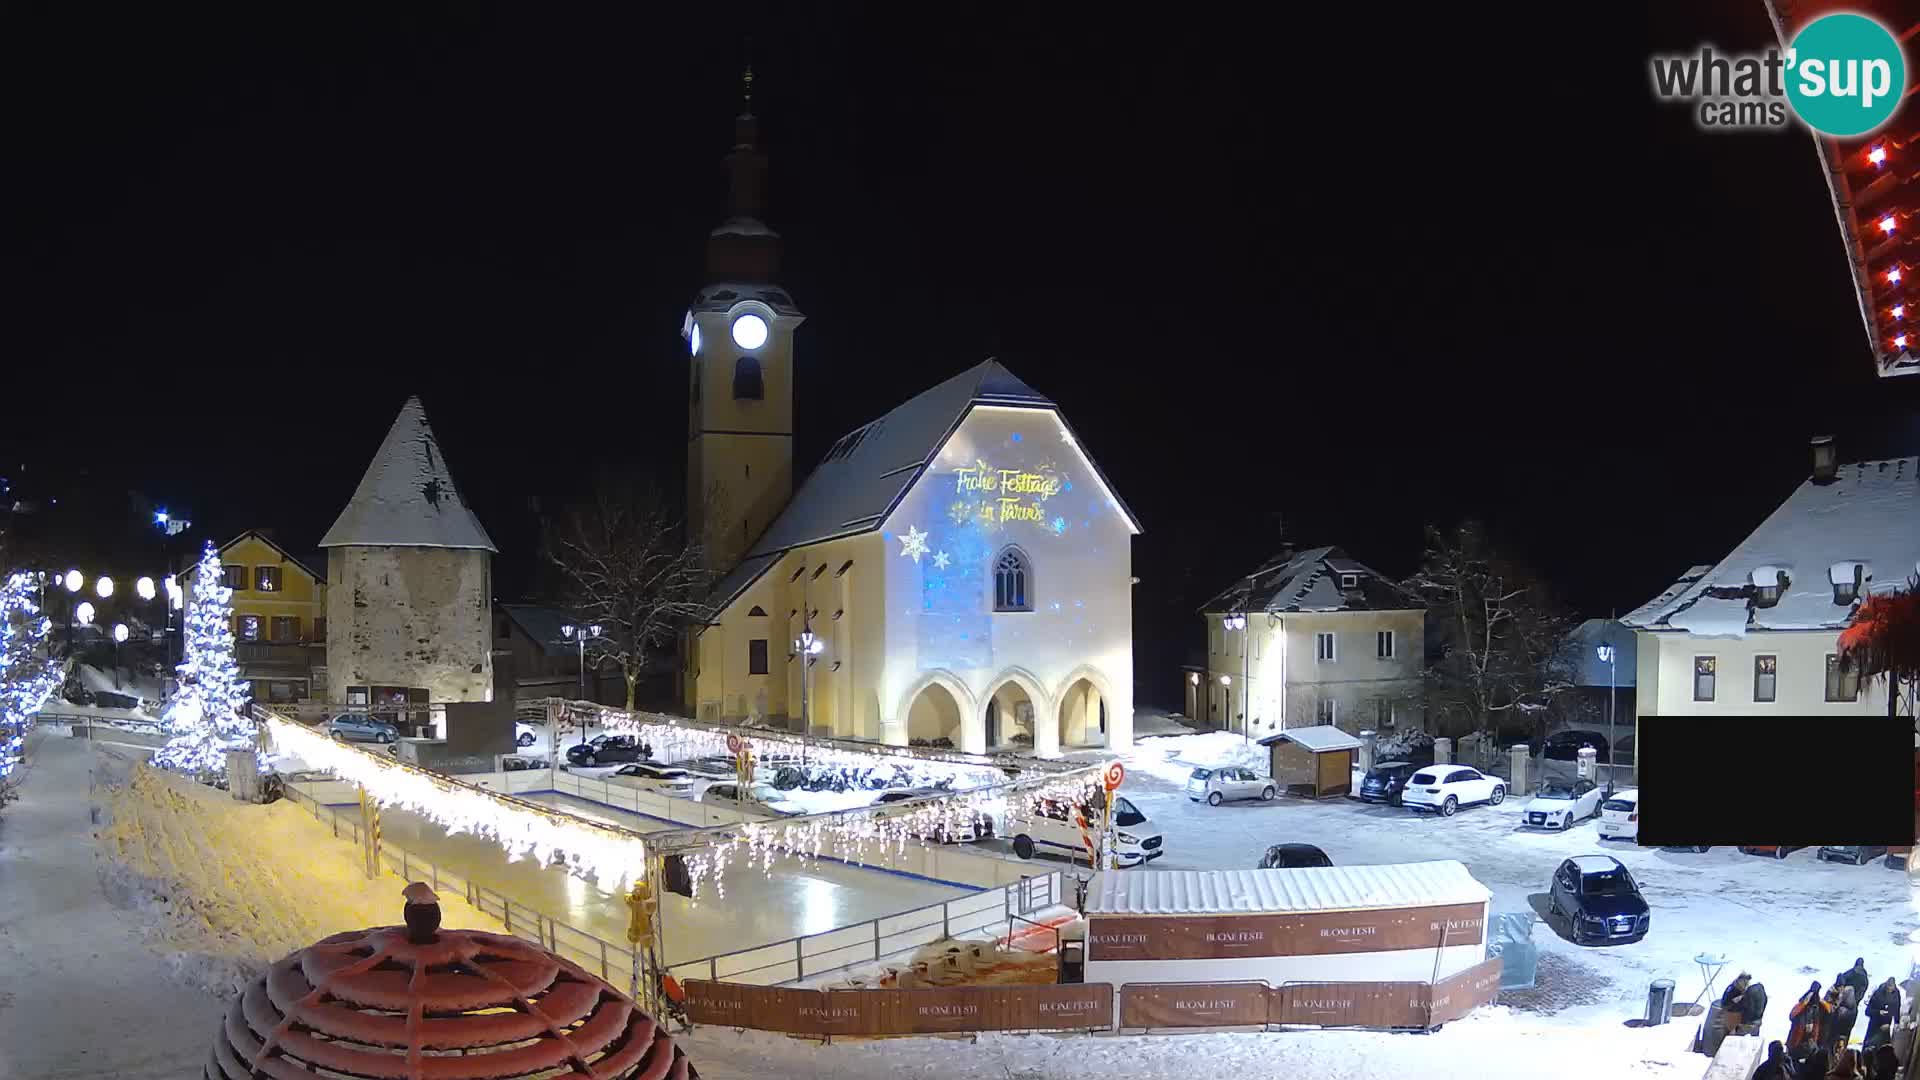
left=685, top=66, right=804, bottom=573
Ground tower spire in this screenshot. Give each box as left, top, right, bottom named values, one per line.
left=708, top=57, right=779, bottom=282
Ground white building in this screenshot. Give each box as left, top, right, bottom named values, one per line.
left=680, top=91, right=1141, bottom=756
left=1190, top=546, right=1426, bottom=740
left=1622, top=443, right=1919, bottom=721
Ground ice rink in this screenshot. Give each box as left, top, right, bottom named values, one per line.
left=366, top=791, right=974, bottom=966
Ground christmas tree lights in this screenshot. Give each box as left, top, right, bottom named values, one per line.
left=153, top=542, right=256, bottom=774
left=0, top=572, right=61, bottom=791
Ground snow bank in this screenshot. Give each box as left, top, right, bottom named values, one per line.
left=1105, top=731, right=1270, bottom=787
left=93, top=752, right=505, bottom=999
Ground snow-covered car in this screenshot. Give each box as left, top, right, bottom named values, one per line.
left=699, top=781, right=802, bottom=816
left=326, top=713, right=398, bottom=744
left=1525, top=778, right=1604, bottom=831
left=1008, top=794, right=1162, bottom=867
left=1399, top=766, right=1505, bottom=817
left=1596, top=788, right=1641, bottom=842
left=1816, top=845, right=1890, bottom=865
left=607, top=763, right=696, bottom=798
left=1185, top=765, right=1276, bottom=806
left=1548, top=855, right=1650, bottom=945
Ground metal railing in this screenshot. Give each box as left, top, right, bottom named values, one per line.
left=278, top=781, right=651, bottom=995
left=665, top=871, right=1062, bottom=987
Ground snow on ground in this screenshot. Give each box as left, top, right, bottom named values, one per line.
left=679, top=1005, right=1704, bottom=1080
left=74, top=662, right=163, bottom=702
left=1081, top=728, right=1268, bottom=787
left=93, top=744, right=506, bottom=1000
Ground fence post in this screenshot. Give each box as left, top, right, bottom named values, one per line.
left=401, top=851, right=409, bottom=881
left=795, top=937, right=805, bottom=980
left=503, top=898, right=511, bottom=933
left=873, top=919, right=881, bottom=963
left=943, top=901, right=951, bottom=940
left=600, top=940, right=609, bottom=981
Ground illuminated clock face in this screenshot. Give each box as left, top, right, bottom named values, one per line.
left=689, top=323, right=702, bottom=356
left=731, top=313, right=769, bottom=351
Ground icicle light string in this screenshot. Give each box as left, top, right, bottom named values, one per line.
left=263, top=714, right=651, bottom=888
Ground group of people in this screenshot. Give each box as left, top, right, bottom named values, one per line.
left=1742, top=958, right=1907, bottom=1079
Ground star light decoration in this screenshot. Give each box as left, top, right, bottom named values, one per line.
left=898, top=525, right=930, bottom=563
left=932, top=550, right=951, bottom=570
left=263, top=713, right=652, bottom=888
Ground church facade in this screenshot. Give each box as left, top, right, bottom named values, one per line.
left=679, top=86, right=1140, bottom=756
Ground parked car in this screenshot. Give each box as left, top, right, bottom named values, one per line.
left=94, top=690, right=140, bottom=710
left=1548, top=855, right=1650, bottom=945
left=514, top=722, right=540, bottom=748
left=327, top=713, right=399, bottom=744
left=564, top=735, right=649, bottom=767
left=1738, top=846, right=1805, bottom=859
left=608, top=763, right=697, bottom=798
left=500, top=754, right=542, bottom=772
left=1596, top=788, right=1641, bottom=843
left=1008, top=794, right=1163, bottom=867
left=1526, top=778, right=1605, bottom=831
left=1400, top=766, right=1506, bottom=817
left=871, top=788, right=993, bottom=842
left=1543, top=730, right=1611, bottom=764
left=1257, top=843, right=1332, bottom=869
left=1186, top=765, right=1276, bottom=806
left=1817, top=845, right=1891, bottom=866
left=700, top=781, right=802, bottom=816
left=1357, top=761, right=1420, bottom=806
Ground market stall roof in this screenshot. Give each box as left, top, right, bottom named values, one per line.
left=1257, top=724, right=1362, bottom=752
left=1086, top=860, right=1489, bottom=916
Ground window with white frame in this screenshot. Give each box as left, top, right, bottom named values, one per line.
left=1316, top=698, right=1337, bottom=725
left=1315, top=631, right=1336, bottom=662
left=1693, top=656, right=1716, bottom=701
left=1376, top=629, right=1395, bottom=659
left=1826, top=654, right=1860, bottom=702
left=1375, top=698, right=1394, bottom=726
left=1754, top=655, right=1777, bottom=702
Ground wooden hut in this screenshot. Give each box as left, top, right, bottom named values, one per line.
left=1259, top=724, right=1361, bottom=798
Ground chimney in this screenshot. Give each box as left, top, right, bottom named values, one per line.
left=1810, top=435, right=1838, bottom=484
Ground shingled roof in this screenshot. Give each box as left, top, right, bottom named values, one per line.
left=1623, top=456, right=1920, bottom=636
left=1200, top=546, right=1416, bottom=615
left=319, top=396, right=497, bottom=552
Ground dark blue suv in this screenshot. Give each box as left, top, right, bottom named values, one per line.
left=1548, top=855, right=1649, bottom=945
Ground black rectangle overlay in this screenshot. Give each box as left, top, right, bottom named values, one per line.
left=1636, top=715, right=1913, bottom=848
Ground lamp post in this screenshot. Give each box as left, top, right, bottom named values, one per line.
left=1596, top=643, right=1617, bottom=795
left=112, top=623, right=128, bottom=689
left=559, top=623, right=605, bottom=704
left=794, top=615, right=825, bottom=734
left=1224, top=612, right=1249, bottom=742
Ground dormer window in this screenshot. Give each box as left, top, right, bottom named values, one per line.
left=1339, top=573, right=1359, bottom=589
left=1830, top=562, right=1866, bottom=605
left=1751, top=567, right=1787, bottom=608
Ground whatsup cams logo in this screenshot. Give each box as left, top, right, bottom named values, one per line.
left=1650, top=12, right=1905, bottom=135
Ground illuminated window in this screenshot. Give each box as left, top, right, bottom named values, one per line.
left=733, top=355, right=763, bottom=400
left=223, top=564, right=246, bottom=591
left=993, top=547, right=1032, bottom=612
left=236, top=614, right=262, bottom=642
left=255, top=566, right=281, bottom=592
left=1754, top=655, right=1776, bottom=703
left=1826, top=654, right=1860, bottom=702
left=1692, top=656, right=1716, bottom=701
left=1315, top=632, right=1335, bottom=662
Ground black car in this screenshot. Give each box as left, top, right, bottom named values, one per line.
left=564, top=735, right=649, bottom=766
left=1543, top=730, right=1611, bottom=764
left=1257, top=843, right=1333, bottom=869
left=1548, top=855, right=1649, bottom=945
left=1357, top=761, right=1419, bottom=805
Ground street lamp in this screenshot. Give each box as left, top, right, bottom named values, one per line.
left=1596, top=643, right=1617, bottom=795
left=112, top=623, right=128, bottom=689
left=794, top=618, right=826, bottom=734
left=63, top=570, right=82, bottom=593
left=559, top=623, right=605, bottom=704
left=95, top=575, right=113, bottom=599
left=136, top=576, right=156, bottom=601
left=76, top=601, right=95, bottom=626
left=1224, top=612, right=1250, bottom=742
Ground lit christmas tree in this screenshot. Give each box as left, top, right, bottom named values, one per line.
left=0, top=571, right=60, bottom=796
left=154, top=541, right=256, bottom=774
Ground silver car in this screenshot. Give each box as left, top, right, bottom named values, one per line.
left=326, top=713, right=398, bottom=744
left=1186, top=765, right=1276, bottom=806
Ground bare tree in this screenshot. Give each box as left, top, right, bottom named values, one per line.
left=1403, top=522, right=1575, bottom=745
left=542, top=475, right=710, bottom=710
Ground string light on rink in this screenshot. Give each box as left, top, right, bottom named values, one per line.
left=262, top=713, right=652, bottom=889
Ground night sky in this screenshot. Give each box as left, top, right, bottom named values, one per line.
left=7, top=4, right=1919, bottom=704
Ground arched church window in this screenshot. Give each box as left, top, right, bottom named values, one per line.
left=733, top=355, right=764, bottom=400
left=993, top=547, right=1033, bottom=612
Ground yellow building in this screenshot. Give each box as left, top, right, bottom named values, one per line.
left=177, top=530, right=328, bottom=704
left=679, top=96, right=1141, bottom=755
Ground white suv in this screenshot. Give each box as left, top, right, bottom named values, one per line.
left=1008, top=794, right=1163, bottom=867
left=1399, top=765, right=1506, bottom=817
left=1186, top=766, right=1277, bottom=806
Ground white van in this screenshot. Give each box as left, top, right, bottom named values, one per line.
left=1007, top=793, right=1163, bottom=867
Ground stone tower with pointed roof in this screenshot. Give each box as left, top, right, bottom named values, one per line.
left=321, top=396, right=497, bottom=711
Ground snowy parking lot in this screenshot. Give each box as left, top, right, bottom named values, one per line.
left=1041, top=731, right=1915, bottom=1045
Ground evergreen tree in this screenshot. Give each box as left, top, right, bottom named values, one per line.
left=154, top=542, right=255, bottom=773
left=0, top=571, right=60, bottom=800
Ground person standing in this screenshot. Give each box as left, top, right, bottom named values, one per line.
left=1863, top=977, right=1900, bottom=1050
left=1752, top=1040, right=1792, bottom=1080
left=1830, top=986, right=1860, bottom=1056
left=1743, top=980, right=1772, bottom=1035
left=1790, top=983, right=1831, bottom=1061
left=1868, top=1044, right=1900, bottom=1080
left=1838, top=960, right=1871, bottom=1011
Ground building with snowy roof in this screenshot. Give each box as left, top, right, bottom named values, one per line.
left=678, top=84, right=1141, bottom=755
left=1188, top=546, right=1426, bottom=741
left=320, top=395, right=498, bottom=721
left=1622, top=437, right=1919, bottom=720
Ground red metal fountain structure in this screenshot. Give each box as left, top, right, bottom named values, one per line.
left=206, top=883, right=696, bottom=1080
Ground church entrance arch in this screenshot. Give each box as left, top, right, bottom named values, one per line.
left=905, top=682, right=966, bottom=749
left=1058, top=675, right=1108, bottom=749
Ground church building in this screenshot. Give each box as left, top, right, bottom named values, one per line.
left=680, top=82, right=1141, bottom=756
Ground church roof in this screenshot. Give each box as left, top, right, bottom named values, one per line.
left=704, top=359, right=1139, bottom=614
left=319, top=396, right=498, bottom=552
